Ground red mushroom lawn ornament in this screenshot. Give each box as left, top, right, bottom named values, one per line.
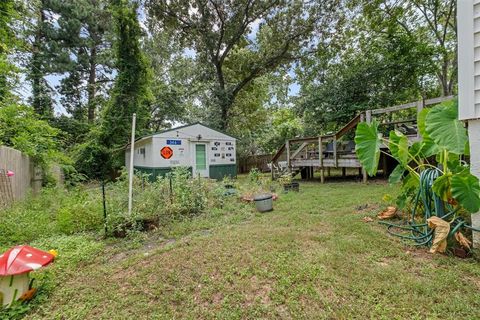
left=0, top=245, right=55, bottom=307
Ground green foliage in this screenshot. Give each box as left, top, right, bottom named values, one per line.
left=257, top=109, right=304, bottom=154
left=0, top=0, right=17, bottom=105
left=354, top=121, right=381, bottom=176
left=359, top=0, right=456, bottom=96
left=248, top=168, right=261, bottom=184
left=71, top=129, right=110, bottom=178
left=451, top=170, right=480, bottom=213
left=425, top=100, right=468, bottom=154
left=0, top=104, right=65, bottom=168
left=46, top=0, right=114, bottom=122
left=388, top=165, right=405, bottom=184
left=388, top=130, right=409, bottom=167
left=0, top=300, right=30, bottom=320
left=102, top=0, right=153, bottom=145
left=355, top=99, right=480, bottom=213
left=147, top=0, right=339, bottom=130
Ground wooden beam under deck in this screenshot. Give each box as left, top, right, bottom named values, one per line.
left=291, top=158, right=361, bottom=168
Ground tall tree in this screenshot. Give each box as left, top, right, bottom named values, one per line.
left=297, top=29, right=433, bottom=135
left=27, top=0, right=54, bottom=118
left=147, top=0, right=340, bottom=130
left=143, top=29, right=195, bottom=130
left=360, top=0, right=456, bottom=96
left=47, top=0, right=114, bottom=122
left=101, top=0, right=153, bottom=149
left=0, top=0, right=17, bottom=105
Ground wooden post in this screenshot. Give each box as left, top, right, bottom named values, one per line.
left=333, top=137, right=338, bottom=168
left=318, top=136, right=324, bottom=183
left=361, top=112, right=368, bottom=183
left=318, top=137, right=323, bottom=167
left=366, top=110, right=372, bottom=124
left=271, top=162, right=274, bottom=180
left=362, top=168, right=368, bottom=183
left=342, top=167, right=346, bottom=177
left=286, top=140, right=291, bottom=173
left=382, top=154, right=388, bottom=177
left=128, top=113, right=136, bottom=216
left=416, top=99, right=424, bottom=140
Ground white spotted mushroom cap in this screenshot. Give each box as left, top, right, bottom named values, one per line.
left=0, top=245, right=54, bottom=276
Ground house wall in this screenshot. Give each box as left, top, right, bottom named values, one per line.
left=458, top=0, right=480, bottom=247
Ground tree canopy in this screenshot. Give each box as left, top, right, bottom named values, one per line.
left=0, top=0, right=460, bottom=177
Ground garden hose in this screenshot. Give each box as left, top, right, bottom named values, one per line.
left=379, top=168, right=480, bottom=247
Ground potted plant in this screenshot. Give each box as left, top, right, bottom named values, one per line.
left=278, top=173, right=299, bottom=192
left=222, top=176, right=237, bottom=196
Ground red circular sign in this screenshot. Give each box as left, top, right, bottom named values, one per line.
left=160, top=146, right=173, bottom=159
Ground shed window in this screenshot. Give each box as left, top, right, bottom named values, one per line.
left=137, top=147, right=146, bottom=158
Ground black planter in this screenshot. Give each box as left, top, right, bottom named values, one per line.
left=283, top=182, right=299, bottom=192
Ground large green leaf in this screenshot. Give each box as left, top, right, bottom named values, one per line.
left=417, top=107, right=430, bottom=138
left=432, top=173, right=452, bottom=202
left=451, top=170, right=480, bottom=213
left=420, top=136, right=439, bottom=157
left=354, top=121, right=381, bottom=176
left=389, top=130, right=409, bottom=166
left=389, top=164, right=405, bottom=184
left=425, top=100, right=467, bottom=154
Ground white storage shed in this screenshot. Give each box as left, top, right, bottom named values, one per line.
left=125, top=123, right=237, bottom=180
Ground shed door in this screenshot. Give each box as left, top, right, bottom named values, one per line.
left=193, top=144, right=209, bottom=178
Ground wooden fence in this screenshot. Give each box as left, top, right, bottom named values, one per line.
left=238, top=154, right=273, bottom=173
left=0, top=146, right=63, bottom=206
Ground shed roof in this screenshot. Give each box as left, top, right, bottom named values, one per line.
left=127, top=122, right=237, bottom=148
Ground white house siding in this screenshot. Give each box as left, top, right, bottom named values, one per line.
left=458, top=0, right=480, bottom=246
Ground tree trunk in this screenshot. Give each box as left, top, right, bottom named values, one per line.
left=31, top=2, right=52, bottom=118
left=87, top=46, right=97, bottom=122
left=217, top=89, right=232, bottom=131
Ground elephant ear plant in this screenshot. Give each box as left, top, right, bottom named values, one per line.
left=354, top=100, right=480, bottom=247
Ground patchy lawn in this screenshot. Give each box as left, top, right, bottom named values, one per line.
left=20, top=181, right=480, bottom=319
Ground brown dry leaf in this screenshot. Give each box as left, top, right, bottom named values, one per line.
left=363, top=216, right=374, bottom=223
left=377, top=206, right=397, bottom=220
left=19, top=288, right=37, bottom=302
left=427, top=216, right=450, bottom=254
left=455, top=231, right=472, bottom=249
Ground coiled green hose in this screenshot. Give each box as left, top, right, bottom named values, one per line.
left=379, top=168, right=480, bottom=247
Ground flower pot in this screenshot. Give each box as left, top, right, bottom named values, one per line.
left=254, top=193, right=273, bottom=212
left=223, top=184, right=237, bottom=196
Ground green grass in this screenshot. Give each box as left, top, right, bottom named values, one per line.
left=13, top=179, right=480, bottom=319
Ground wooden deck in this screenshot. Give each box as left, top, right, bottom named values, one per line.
left=270, top=96, right=454, bottom=183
